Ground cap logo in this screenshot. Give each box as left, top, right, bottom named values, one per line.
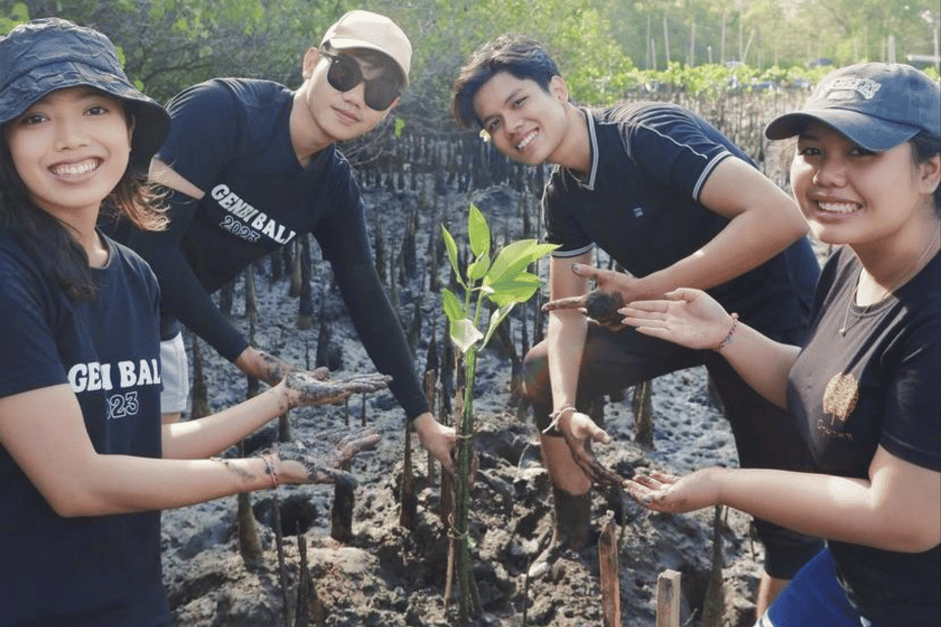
left=822, top=77, right=881, bottom=101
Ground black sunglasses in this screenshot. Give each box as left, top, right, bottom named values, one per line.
left=322, top=51, right=401, bottom=111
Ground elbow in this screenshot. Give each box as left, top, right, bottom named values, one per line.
left=42, top=480, right=111, bottom=518
left=873, top=518, right=940, bottom=554
left=886, top=529, right=940, bottom=554
left=46, top=490, right=100, bottom=518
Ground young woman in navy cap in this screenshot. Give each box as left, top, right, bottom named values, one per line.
left=621, top=62, right=940, bottom=626
left=0, top=18, right=388, bottom=626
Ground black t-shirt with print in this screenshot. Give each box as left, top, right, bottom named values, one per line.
left=543, top=102, right=819, bottom=334
left=110, top=78, right=429, bottom=419
left=787, top=247, right=940, bottom=625
left=0, top=233, right=168, bottom=627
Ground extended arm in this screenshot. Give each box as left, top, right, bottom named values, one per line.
left=331, top=259, right=456, bottom=471
left=135, top=162, right=290, bottom=384
left=0, top=372, right=390, bottom=516
left=544, top=157, right=809, bottom=314
left=636, top=156, right=808, bottom=295
left=621, top=288, right=799, bottom=408
left=626, top=446, right=941, bottom=553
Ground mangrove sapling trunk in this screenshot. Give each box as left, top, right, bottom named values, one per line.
left=189, top=333, right=210, bottom=419
left=439, top=202, right=557, bottom=623
left=238, top=265, right=264, bottom=569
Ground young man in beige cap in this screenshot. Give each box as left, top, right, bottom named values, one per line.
left=109, top=11, right=457, bottom=471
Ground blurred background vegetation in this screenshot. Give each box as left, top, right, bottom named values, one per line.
left=3, top=0, right=939, bottom=137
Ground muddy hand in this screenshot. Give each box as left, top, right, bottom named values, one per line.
left=256, top=350, right=294, bottom=386
left=623, top=468, right=722, bottom=514
left=276, top=427, right=382, bottom=488
left=285, top=371, right=392, bottom=407
left=557, top=411, right=626, bottom=488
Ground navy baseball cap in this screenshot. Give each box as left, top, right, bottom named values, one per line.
left=765, top=62, right=941, bottom=151
left=0, top=17, right=170, bottom=169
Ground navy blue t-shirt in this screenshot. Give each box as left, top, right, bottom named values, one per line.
left=114, top=78, right=429, bottom=419
left=787, top=248, right=940, bottom=624
left=158, top=78, right=372, bottom=294
left=543, top=102, right=819, bottom=334
left=0, top=233, right=168, bottom=626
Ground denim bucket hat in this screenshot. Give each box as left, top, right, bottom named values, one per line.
left=0, top=17, right=170, bottom=169
left=765, top=62, right=941, bottom=151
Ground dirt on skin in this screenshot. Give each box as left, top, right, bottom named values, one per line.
left=161, top=182, right=826, bottom=627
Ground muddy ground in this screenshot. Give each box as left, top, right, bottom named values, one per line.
left=161, top=180, right=823, bottom=627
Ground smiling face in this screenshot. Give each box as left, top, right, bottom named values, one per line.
left=293, top=47, right=398, bottom=152
left=3, top=86, right=132, bottom=228
left=472, top=72, right=572, bottom=167
left=790, top=122, right=940, bottom=255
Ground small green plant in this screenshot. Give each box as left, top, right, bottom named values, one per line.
left=440, top=202, right=557, bottom=622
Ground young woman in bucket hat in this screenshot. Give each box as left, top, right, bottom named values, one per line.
left=621, top=62, right=940, bottom=626
left=0, top=18, right=391, bottom=626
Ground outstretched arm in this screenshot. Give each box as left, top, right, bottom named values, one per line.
left=636, top=156, right=809, bottom=296
left=625, top=446, right=941, bottom=553
left=0, top=372, right=391, bottom=517
left=130, top=164, right=251, bottom=364
left=621, top=288, right=799, bottom=408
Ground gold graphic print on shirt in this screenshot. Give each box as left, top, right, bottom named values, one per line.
left=820, top=372, right=859, bottom=440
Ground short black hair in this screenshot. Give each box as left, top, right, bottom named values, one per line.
left=451, top=34, right=561, bottom=129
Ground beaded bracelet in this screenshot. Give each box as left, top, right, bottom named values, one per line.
left=714, top=313, right=739, bottom=351
left=260, top=451, right=280, bottom=489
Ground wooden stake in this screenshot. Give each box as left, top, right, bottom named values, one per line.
left=656, top=569, right=681, bottom=627
left=598, top=513, right=621, bottom=627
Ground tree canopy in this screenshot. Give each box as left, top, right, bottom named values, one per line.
left=4, top=0, right=939, bottom=131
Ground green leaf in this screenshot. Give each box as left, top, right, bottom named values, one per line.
left=484, top=240, right=558, bottom=286
left=449, top=318, right=484, bottom=355
left=485, top=272, right=543, bottom=308
left=466, top=255, right=491, bottom=281
left=441, top=288, right=464, bottom=322
left=467, top=203, right=490, bottom=258
left=440, top=226, right=464, bottom=287
left=481, top=304, right=516, bottom=347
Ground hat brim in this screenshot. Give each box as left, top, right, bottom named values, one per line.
left=326, top=37, right=409, bottom=87
left=764, top=108, right=919, bottom=152
left=0, top=61, right=170, bottom=169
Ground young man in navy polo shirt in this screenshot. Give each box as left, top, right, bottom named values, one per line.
left=452, top=34, right=822, bottom=613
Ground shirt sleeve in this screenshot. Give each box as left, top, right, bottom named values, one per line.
left=626, top=107, right=733, bottom=202
left=126, top=189, right=248, bottom=361
left=543, top=173, right=594, bottom=258
left=157, top=80, right=242, bottom=193
left=0, top=250, right=67, bottom=397
left=880, top=313, right=941, bottom=471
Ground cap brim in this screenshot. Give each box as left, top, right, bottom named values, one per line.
left=764, top=109, right=919, bottom=152
left=326, top=37, right=409, bottom=86
left=0, top=62, right=170, bottom=168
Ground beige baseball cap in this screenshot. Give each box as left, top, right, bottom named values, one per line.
left=320, top=10, right=412, bottom=86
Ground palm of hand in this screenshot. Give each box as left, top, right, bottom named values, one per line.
left=275, top=427, right=381, bottom=487
left=285, top=371, right=392, bottom=407
left=558, top=412, right=628, bottom=488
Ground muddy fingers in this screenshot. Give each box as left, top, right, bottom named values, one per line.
left=285, top=371, right=392, bottom=407
left=274, top=427, right=383, bottom=486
